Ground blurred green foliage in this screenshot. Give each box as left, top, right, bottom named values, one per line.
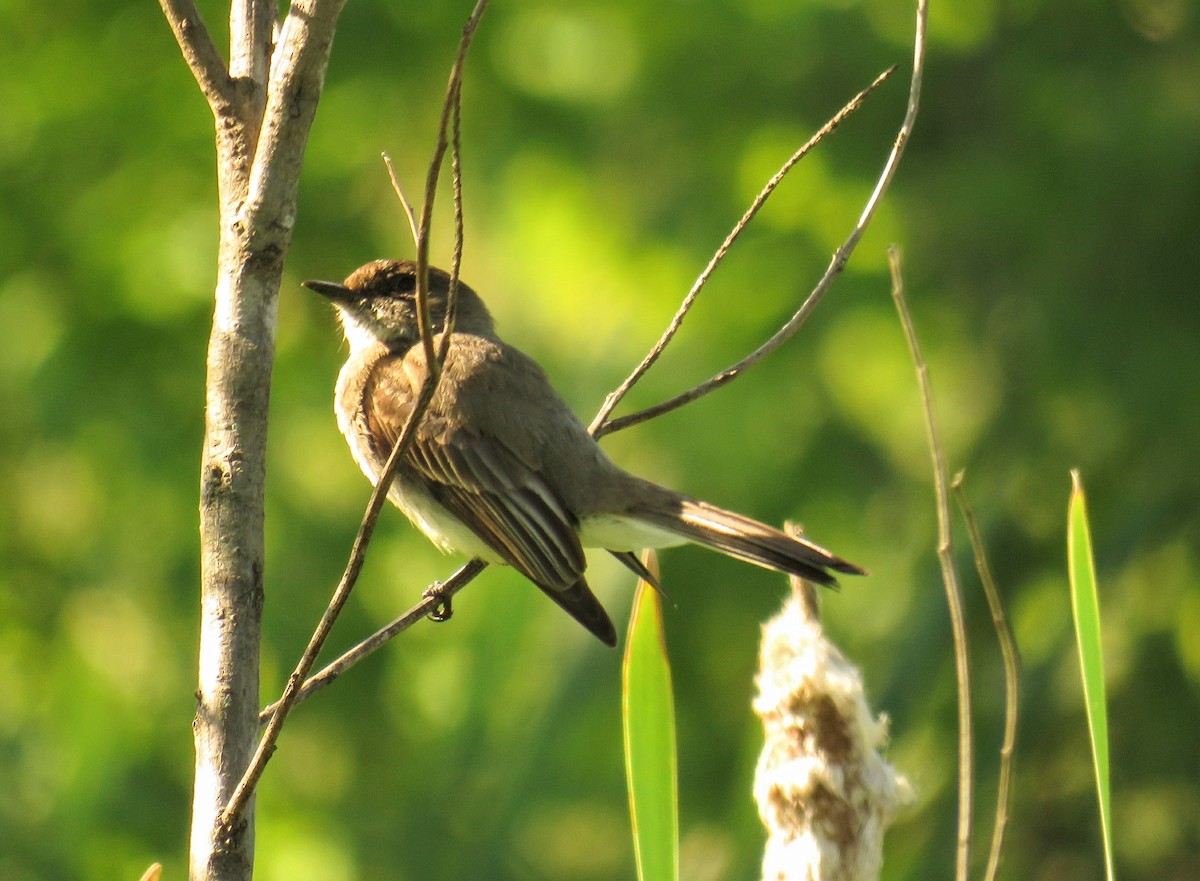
left=1, top=0, right=1198, bottom=879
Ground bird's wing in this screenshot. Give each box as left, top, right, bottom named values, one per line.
left=364, top=343, right=588, bottom=593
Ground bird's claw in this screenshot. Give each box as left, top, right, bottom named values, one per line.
left=423, top=584, right=453, bottom=622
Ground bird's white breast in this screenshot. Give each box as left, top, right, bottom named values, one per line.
left=578, top=513, right=687, bottom=551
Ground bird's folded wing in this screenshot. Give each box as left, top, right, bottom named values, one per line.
left=365, top=352, right=586, bottom=592
left=409, top=438, right=587, bottom=591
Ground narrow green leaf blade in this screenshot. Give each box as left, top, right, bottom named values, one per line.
left=1067, top=470, right=1116, bottom=881
left=622, top=553, right=678, bottom=881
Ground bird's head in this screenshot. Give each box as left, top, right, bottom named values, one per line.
left=303, top=259, right=494, bottom=353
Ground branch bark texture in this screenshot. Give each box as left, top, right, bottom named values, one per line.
left=159, top=1, right=346, bottom=879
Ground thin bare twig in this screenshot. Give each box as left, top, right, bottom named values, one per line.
left=158, top=0, right=235, bottom=112
left=383, top=152, right=421, bottom=247
left=222, top=372, right=442, bottom=827
left=888, top=245, right=973, bottom=881
left=260, top=559, right=486, bottom=722
left=440, top=79, right=465, bottom=363
left=589, top=66, right=894, bottom=436
left=595, top=0, right=927, bottom=439
left=259, top=73, right=554, bottom=717
left=414, top=0, right=490, bottom=381
left=952, top=472, right=1020, bottom=881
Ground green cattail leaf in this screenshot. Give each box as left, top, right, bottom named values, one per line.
left=1068, top=470, right=1116, bottom=881
left=622, top=552, right=678, bottom=881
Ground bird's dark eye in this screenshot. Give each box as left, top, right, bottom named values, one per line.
left=364, top=270, right=416, bottom=301
left=393, top=273, right=417, bottom=298
left=374, top=271, right=416, bottom=302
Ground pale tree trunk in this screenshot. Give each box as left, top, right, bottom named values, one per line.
left=158, top=1, right=346, bottom=879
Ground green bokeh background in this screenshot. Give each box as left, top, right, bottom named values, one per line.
left=2, top=0, right=1198, bottom=878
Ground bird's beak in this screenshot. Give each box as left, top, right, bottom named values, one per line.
left=301, top=279, right=355, bottom=303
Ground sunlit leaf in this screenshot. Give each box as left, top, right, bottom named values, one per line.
left=622, top=552, right=678, bottom=881
left=1068, top=470, right=1116, bottom=881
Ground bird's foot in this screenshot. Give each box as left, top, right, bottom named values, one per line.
left=423, top=583, right=453, bottom=622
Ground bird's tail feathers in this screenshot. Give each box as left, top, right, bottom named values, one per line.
left=536, top=578, right=617, bottom=647
left=630, top=497, right=865, bottom=586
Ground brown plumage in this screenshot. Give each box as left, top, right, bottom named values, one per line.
left=304, top=260, right=864, bottom=646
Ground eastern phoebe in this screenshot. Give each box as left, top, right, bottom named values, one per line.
left=304, top=259, right=864, bottom=646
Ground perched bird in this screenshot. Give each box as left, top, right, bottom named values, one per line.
left=304, top=259, right=864, bottom=646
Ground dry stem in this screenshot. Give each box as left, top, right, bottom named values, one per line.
left=589, top=66, right=895, bottom=437
left=953, top=473, right=1021, bottom=881
left=888, top=245, right=973, bottom=881
left=594, top=0, right=927, bottom=439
